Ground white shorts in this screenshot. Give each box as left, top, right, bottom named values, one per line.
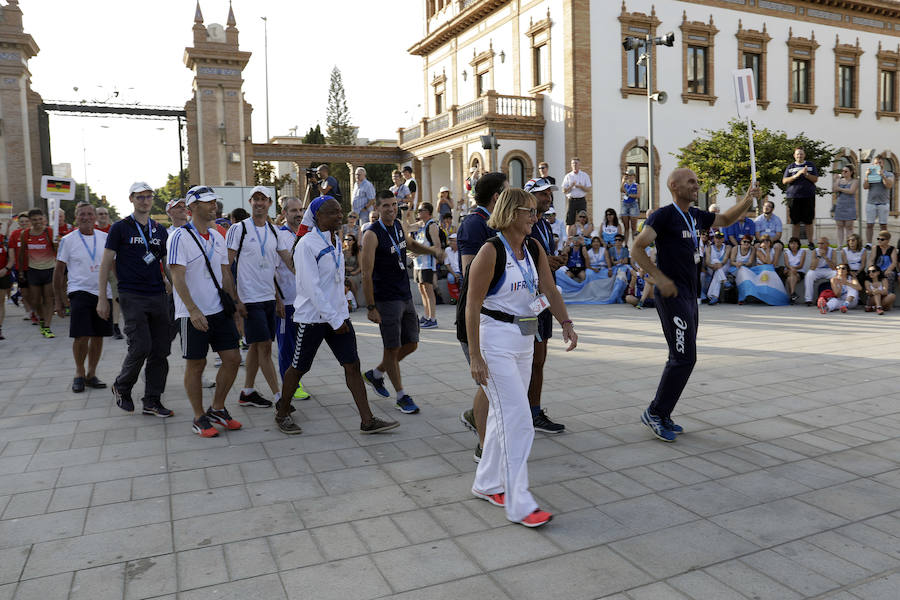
left=866, top=203, right=889, bottom=225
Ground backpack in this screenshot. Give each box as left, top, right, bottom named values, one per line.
left=424, top=219, right=448, bottom=249
left=233, top=220, right=285, bottom=300
left=455, top=235, right=541, bottom=344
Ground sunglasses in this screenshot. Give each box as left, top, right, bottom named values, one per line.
left=868, top=269, right=878, bottom=273
left=516, top=207, right=538, bottom=217
left=878, top=237, right=888, bottom=241
left=836, top=266, right=848, bottom=270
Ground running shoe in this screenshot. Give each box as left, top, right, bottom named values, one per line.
left=293, top=382, right=310, bottom=400
left=516, top=509, right=553, bottom=528
left=240, top=339, right=249, bottom=350
left=635, top=301, right=643, bottom=309
left=238, top=390, right=273, bottom=408
left=641, top=408, right=676, bottom=442
left=707, top=296, right=718, bottom=306
left=472, top=490, right=505, bottom=507
left=817, top=297, right=828, bottom=314
left=360, top=416, right=400, bottom=434
left=275, top=413, right=302, bottom=435
left=877, top=306, right=885, bottom=315
left=533, top=409, right=565, bottom=434
left=72, top=377, right=85, bottom=393
left=395, top=395, right=420, bottom=414
left=192, top=415, right=219, bottom=438
left=112, top=384, right=134, bottom=413
left=420, top=318, right=438, bottom=329
left=30, top=312, right=38, bottom=325
left=214, top=355, right=222, bottom=367
left=202, top=377, right=216, bottom=389
left=364, top=370, right=390, bottom=398
left=474, top=444, right=482, bottom=463
left=84, top=376, right=107, bottom=389
left=41, top=327, right=55, bottom=338
left=206, top=407, right=242, bottom=430
left=113, top=324, right=123, bottom=340
left=142, top=399, right=174, bottom=418
left=418, top=315, right=427, bottom=325
left=460, top=408, right=477, bottom=433
left=661, top=415, right=684, bottom=434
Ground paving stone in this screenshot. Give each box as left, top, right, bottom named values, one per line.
left=385, top=575, right=512, bottom=600
left=315, top=465, right=395, bottom=495
left=350, top=515, right=410, bottom=553
left=586, top=441, right=688, bottom=471
left=173, top=503, right=303, bottom=551
left=222, top=538, right=277, bottom=580
left=11, top=572, right=72, bottom=600
left=69, top=563, right=125, bottom=600
left=0, top=508, right=86, bottom=550
left=668, top=570, right=751, bottom=600
left=0, top=470, right=60, bottom=496
left=280, top=556, right=390, bottom=600
left=130, top=474, right=170, bottom=500
left=717, top=469, right=813, bottom=503
left=739, top=549, right=841, bottom=597
left=58, top=455, right=165, bottom=487
left=177, top=546, right=229, bottom=591
left=773, top=540, right=872, bottom=586
left=84, top=497, right=170, bottom=534
left=659, top=480, right=759, bottom=517
left=0, top=546, right=29, bottom=585
left=178, top=573, right=287, bottom=600
left=267, top=531, right=324, bottom=571
left=807, top=530, right=900, bottom=574
left=246, top=475, right=325, bottom=506
left=2, top=489, right=52, bottom=519
left=89, top=479, right=132, bottom=505
left=310, top=522, right=369, bottom=561
left=846, top=572, right=900, bottom=600
left=170, top=485, right=251, bottom=520
left=456, top=524, right=563, bottom=570
left=798, top=479, right=900, bottom=520
left=293, top=485, right=417, bottom=528
left=371, top=539, right=481, bottom=592
left=599, top=494, right=699, bottom=535
left=705, top=559, right=804, bottom=599
left=624, top=582, right=691, bottom=600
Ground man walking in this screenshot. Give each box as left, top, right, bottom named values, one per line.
left=53, top=202, right=113, bottom=393
left=226, top=186, right=294, bottom=409
left=96, top=205, right=122, bottom=338
left=360, top=190, right=441, bottom=414
left=562, top=157, right=592, bottom=226
left=863, top=155, right=894, bottom=246
left=782, top=147, right=819, bottom=246
left=169, top=186, right=244, bottom=437
left=12, top=208, right=57, bottom=338
left=412, top=202, right=443, bottom=328
left=275, top=196, right=399, bottom=435
left=98, top=182, right=172, bottom=417
left=632, top=169, right=758, bottom=442
left=274, top=197, right=310, bottom=401
left=352, top=167, right=376, bottom=225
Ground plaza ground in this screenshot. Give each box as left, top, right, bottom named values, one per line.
left=0, top=301, right=898, bottom=599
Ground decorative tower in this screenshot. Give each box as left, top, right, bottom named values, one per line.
left=184, top=1, right=253, bottom=187
left=0, top=0, right=42, bottom=211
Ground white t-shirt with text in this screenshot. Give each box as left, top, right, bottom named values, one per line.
left=57, top=229, right=112, bottom=297
left=168, top=226, right=229, bottom=318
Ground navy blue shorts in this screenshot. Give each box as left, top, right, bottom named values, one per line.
left=244, top=300, right=276, bottom=344
left=69, top=291, right=113, bottom=338
left=181, top=311, right=240, bottom=360
left=291, top=320, right=359, bottom=373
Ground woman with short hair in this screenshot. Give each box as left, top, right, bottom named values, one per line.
left=864, top=265, right=895, bottom=314
left=466, top=187, right=576, bottom=528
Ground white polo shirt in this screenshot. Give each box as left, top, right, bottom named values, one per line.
left=57, top=229, right=112, bottom=297
left=562, top=170, right=592, bottom=199
left=168, top=225, right=228, bottom=318
left=226, top=217, right=291, bottom=304
left=275, top=225, right=297, bottom=304
left=292, top=227, right=348, bottom=330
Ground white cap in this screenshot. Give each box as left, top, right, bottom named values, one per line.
left=545, top=207, right=556, bottom=215
left=185, top=185, right=219, bottom=206
left=165, top=198, right=186, bottom=211
left=523, top=178, right=558, bottom=193
left=129, top=181, right=153, bottom=195
left=449, top=233, right=457, bottom=239
left=249, top=185, right=273, bottom=200
left=439, top=186, right=450, bottom=193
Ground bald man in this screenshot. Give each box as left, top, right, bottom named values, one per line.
left=632, top=169, right=759, bottom=442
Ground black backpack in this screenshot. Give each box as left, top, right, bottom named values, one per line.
left=424, top=218, right=448, bottom=249
left=455, top=235, right=541, bottom=344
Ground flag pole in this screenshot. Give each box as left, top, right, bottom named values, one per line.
left=747, top=116, right=757, bottom=186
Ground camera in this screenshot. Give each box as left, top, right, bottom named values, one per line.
left=305, top=167, right=321, bottom=183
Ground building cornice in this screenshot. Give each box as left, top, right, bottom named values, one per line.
left=408, top=0, right=511, bottom=57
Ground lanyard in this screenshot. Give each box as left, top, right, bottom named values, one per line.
left=131, top=215, right=152, bottom=253
left=252, top=222, right=269, bottom=259
left=498, top=232, right=537, bottom=296
left=534, top=220, right=552, bottom=255
left=78, top=231, right=97, bottom=263
left=378, top=219, right=405, bottom=269
left=474, top=206, right=491, bottom=219
left=188, top=223, right=216, bottom=262
left=672, top=204, right=698, bottom=251
left=314, top=227, right=341, bottom=275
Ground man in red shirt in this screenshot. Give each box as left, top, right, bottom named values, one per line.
left=95, top=206, right=113, bottom=233
left=11, top=208, right=57, bottom=337
left=0, top=225, right=11, bottom=339
left=7, top=213, right=32, bottom=317
left=57, top=210, right=75, bottom=237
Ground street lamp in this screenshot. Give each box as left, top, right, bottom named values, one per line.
left=623, top=32, right=674, bottom=211
left=261, top=16, right=270, bottom=142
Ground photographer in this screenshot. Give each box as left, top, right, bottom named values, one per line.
left=311, top=164, right=342, bottom=202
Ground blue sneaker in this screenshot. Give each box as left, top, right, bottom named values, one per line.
left=661, top=416, right=684, bottom=434
left=641, top=408, right=676, bottom=442
left=421, top=318, right=438, bottom=329
left=396, top=395, right=420, bottom=414
left=364, top=370, right=390, bottom=398
left=707, top=296, right=718, bottom=305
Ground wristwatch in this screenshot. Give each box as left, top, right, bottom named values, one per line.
left=366, top=304, right=376, bottom=311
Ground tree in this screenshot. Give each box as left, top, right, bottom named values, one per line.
left=153, top=169, right=189, bottom=216
left=62, top=184, right=119, bottom=222
left=675, top=119, right=837, bottom=212
left=325, top=67, right=356, bottom=145
left=302, top=125, right=325, bottom=145
left=253, top=161, right=294, bottom=201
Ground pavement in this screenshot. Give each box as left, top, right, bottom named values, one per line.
left=0, top=300, right=899, bottom=600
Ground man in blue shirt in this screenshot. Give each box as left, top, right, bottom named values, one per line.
left=724, top=216, right=755, bottom=247
left=632, top=169, right=758, bottom=442
left=782, top=147, right=819, bottom=247
left=97, top=182, right=172, bottom=417
left=316, top=164, right=342, bottom=201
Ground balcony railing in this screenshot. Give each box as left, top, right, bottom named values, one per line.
left=399, top=91, right=542, bottom=146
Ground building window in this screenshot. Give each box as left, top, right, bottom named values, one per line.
left=618, top=4, right=660, bottom=99
left=470, top=47, right=494, bottom=98
left=876, top=42, right=900, bottom=120
left=620, top=138, right=660, bottom=213
left=509, top=158, right=525, bottom=188
left=787, top=29, right=818, bottom=113
left=736, top=21, right=770, bottom=109
left=432, top=74, right=446, bottom=116
left=526, top=13, right=552, bottom=94
left=680, top=13, right=718, bottom=105
left=834, top=36, right=863, bottom=117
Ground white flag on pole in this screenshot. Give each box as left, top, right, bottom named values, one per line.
left=732, top=69, right=758, bottom=183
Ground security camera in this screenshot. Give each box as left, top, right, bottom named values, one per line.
left=622, top=37, right=641, bottom=51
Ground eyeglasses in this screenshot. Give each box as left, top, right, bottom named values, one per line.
left=516, top=207, right=538, bottom=217
left=877, top=237, right=888, bottom=241
left=836, top=266, right=848, bottom=270
left=538, top=166, right=548, bottom=170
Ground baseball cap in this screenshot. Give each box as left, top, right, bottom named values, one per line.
left=545, top=207, right=556, bottom=215
left=249, top=185, right=273, bottom=200
left=449, top=233, right=457, bottom=239
left=523, top=178, right=558, bottom=193
left=165, top=198, right=186, bottom=211
left=439, top=186, right=450, bottom=193
left=129, top=182, right=153, bottom=195
left=185, top=185, right=219, bottom=205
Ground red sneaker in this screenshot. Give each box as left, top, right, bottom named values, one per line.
left=206, top=407, right=242, bottom=430
left=817, top=297, right=828, bottom=314
left=518, top=509, right=553, bottom=528
left=192, top=415, right=219, bottom=438
left=472, top=490, right=505, bottom=507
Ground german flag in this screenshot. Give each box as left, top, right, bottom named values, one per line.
left=0, top=200, right=11, bottom=211
left=47, top=179, right=71, bottom=194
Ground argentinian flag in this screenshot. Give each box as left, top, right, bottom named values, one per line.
left=735, top=264, right=790, bottom=306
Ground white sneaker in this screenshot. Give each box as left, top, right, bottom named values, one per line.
left=202, top=377, right=216, bottom=389
left=214, top=356, right=223, bottom=368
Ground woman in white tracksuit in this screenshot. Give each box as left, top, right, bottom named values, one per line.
left=705, top=232, right=730, bottom=304
left=820, top=264, right=861, bottom=313
left=465, top=188, right=577, bottom=528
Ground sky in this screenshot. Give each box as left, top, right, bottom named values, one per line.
left=26, top=0, right=423, bottom=215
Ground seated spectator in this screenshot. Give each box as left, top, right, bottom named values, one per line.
left=443, top=233, right=461, bottom=303
left=562, top=235, right=589, bottom=282
left=552, top=233, right=561, bottom=254
left=345, top=279, right=358, bottom=312
left=608, top=233, right=631, bottom=279
left=805, top=237, right=838, bottom=306
left=342, top=212, right=361, bottom=240
left=566, top=210, right=592, bottom=239
left=819, top=264, right=861, bottom=313
left=868, top=230, right=897, bottom=292
left=343, top=233, right=362, bottom=299
left=730, top=235, right=756, bottom=269
left=625, top=268, right=655, bottom=309
left=725, top=215, right=756, bottom=247
left=840, top=233, right=867, bottom=283
left=864, top=265, right=895, bottom=314
left=586, top=236, right=611, bottom=277
left=782, top=236, right=807, bottom=304
left=705, top=231, right=730, bottom=305
left=440, top=213, right=456, bottom=237
left=754, top=200, right=784, bottom=250
left=598, top=208, right=623, bottom=246
left=698, top=229, right=710, bottom=258
left=545, top=207, right=565, bottom=250
left=756, top=235, right=777, bottom=265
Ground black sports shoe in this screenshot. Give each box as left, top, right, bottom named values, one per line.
left=275, top=413, right=302, bottom=435
left=112, top=384, right=134, bottom=412
left=360, top=416, right=400, bottom=434
left=142, top=398, right=173, bottom=418
left=113, top=324, right=123, bottom=340
left=474, top=444, right=482, bottom=463
left=238, top=391, right=273, bottom=408
left=85, top=376, right=107, bottom=389
left=533, top=409, right=565, bottom=434
left=72, top=377, right=85, bottom=393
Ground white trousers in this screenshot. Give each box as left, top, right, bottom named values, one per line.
left=472, top=318, right=537, bottom=523
left=805, top=268, right=836, bottom=302
left=826, top=292, right=859, bottom=312
left=707, top=267, right=728, bottom=300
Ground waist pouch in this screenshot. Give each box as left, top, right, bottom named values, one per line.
left=480, top=307, right=538, bottom=336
